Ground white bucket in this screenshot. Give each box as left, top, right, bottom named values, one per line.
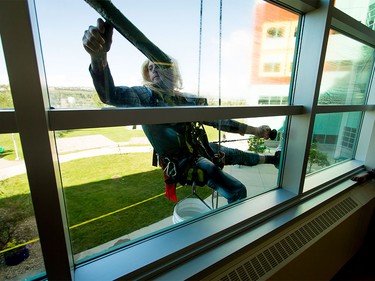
left=173, top=198, right=211, bottom=224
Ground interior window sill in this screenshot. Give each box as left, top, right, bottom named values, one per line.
left=75, top=160, right=364, bottom=280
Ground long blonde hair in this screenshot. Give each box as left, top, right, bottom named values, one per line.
left=141, top=58, right=183, bottom=92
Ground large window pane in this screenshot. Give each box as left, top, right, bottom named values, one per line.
left=35, top=1, right=299, bottom=108
left=0, top=133, right=45, bottom=280
left=306, top=112, right=362, bottom=175
left=33, top=0, right=291, bottom=261
left=319, top=31, right=374, bottom=105
left=0, top=37, right=13, bottom=109
left=56, top=118, right=282, bottom=261
left=57, top=126, right=208, bottom=261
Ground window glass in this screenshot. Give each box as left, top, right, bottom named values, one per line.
left=251, top=3, right=298, bottom=103
left=34, top=0, right=291, bottom=262
left=334, top=0, right=375, bottom=30
left=0, top=37, right=13, bottom=109
left=35, top=0, right=298, bottom=108
left=319, top=30, right=374, bottom=105
left=0, top=133, right=45, bottom=280
left=306, top=112, right=362, bottom=175
left=56, top=117, right=282, bottom=261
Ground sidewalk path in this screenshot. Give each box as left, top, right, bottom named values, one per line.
left=0, top=158, right=26, bottom=180
left=0, top=135, right=153, bottom=180
left=0, top=135, right=278, bottom=192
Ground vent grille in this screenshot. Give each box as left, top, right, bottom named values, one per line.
left=218, top=196, right=358, bottom=281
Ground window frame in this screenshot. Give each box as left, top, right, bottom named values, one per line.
left=1, top=0, right=375, bottom=279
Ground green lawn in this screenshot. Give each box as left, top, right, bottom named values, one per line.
left=0, top=152, right=212, bottom=254
left=0, top=133, right=23, bottom=160
left=0, top=125, right=220, bottom=254
left=57, top=126, right=146, bottom=143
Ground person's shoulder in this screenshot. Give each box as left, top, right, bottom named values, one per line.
left=131, top=85, right=150, bottom=91
left=122, top=85, right=152, bottom=94
left=112, top=85, right=152, bottom=99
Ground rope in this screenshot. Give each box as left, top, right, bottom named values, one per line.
left=217, top=0, right=223, bottom=151
left=218, top=0, right=223, bottom=106
left=0, top=187, right=184, bottom=254
left=197, top=0, right=204, bottom=96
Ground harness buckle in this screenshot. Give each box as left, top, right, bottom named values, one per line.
left=163, top=157, right=177, bottom=178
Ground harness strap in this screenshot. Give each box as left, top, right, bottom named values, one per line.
left=158, top=154, right=206, bottom=202
left=154, top=122, right=225, bottom=202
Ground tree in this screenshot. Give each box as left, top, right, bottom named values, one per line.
left=307, top=141, right=330, bottom=173
left=248, top=136, right=269, bottom=154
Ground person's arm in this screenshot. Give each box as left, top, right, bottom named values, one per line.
left=244, top=125, right=272, bottom=139
left=83, top=18, right=112, bottom=73
left=83, top=19, right=152, bottom=107
left=351, top=168, right=375, bottom=183
left=89, top=64, right=152, bottom=107
left=203, top=120, right=272, bottom=139
left=184, top=96, right=273, bottom=138
left=83, top=18, right=114, bottom=104
left=89, top=64, right=116, bottom=104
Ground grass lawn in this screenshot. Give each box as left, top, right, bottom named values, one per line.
left=0, top=133, right=23, bottom=160
left=0, top=152, right=212, bottom=254
left=57, top=127, right=146, bottom=143
left=0, top=125, right=221, bottom=254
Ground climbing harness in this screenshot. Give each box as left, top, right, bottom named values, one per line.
left=197, top=0, right=203, bottom=96
left=156, top=121, right=225, bottom=205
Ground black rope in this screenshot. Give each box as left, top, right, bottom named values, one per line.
left=197, top=0, right=204, bottom=96
left=217, top=0, right=223, bottom=151
left=218, top=0, right=223, bottom=106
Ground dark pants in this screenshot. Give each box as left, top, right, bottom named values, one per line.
left=195, top=156, right=247, bottom=203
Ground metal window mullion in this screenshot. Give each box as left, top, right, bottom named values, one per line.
left=331, top=7, right=375, bottom=48
left=281, top=0, right=334, bottom=194
left=315, top=104, right=374, bottom=114
left=0, top=0, right=73, bottom=280
left=0, top=110, right=17, bottom=133
left=47, top=105, right=304, bottom=131
left=266, top=0, right=319, bottom=14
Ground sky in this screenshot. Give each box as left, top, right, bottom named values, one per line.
left=1, top=0, right=259, bottom=98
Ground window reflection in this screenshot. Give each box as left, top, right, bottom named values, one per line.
left=0, top=133, right=45, bottom=280
left=251, top=3, right=298, bottom=101
left=319, top=30, right=374, bottom=105
left=36, top=0, right=291, bottom=263
left=306, top=112, right=362, bottom=174
left=55, top=119, right=282, bottom=261
left=35, top=1, right=299, bottom=108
